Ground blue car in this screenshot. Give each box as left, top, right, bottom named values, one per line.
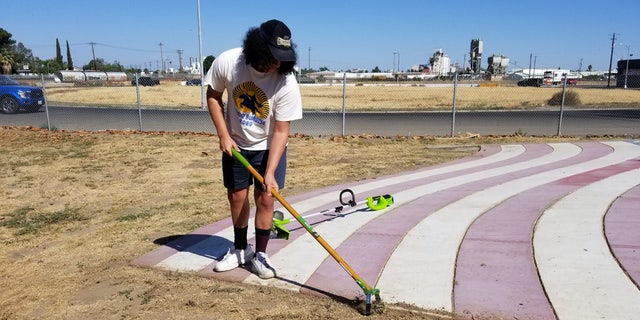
left=0, top=75, right=45, bottom=114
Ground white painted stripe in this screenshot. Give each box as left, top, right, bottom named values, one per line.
left=534, top=168, right=640, bottom=320
left=156, top=251, right=214, bottom=272
left=376, top=141, right=640, bottom=311
left=277, top=145, right=527, bottom=215
left=248, top=143, right=580, bottom=289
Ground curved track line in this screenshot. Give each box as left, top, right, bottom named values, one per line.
left=534, top=167, right=640, bottom=320
left=604, top=184, right=640, bottom=287
left=280, top=144, right=526, bottom=216
left=453, top=157, right=635, bottom=320
left=376, top=141, right=640, bottom=311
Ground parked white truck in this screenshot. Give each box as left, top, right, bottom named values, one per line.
left=542, top=69, right=580, bottom=86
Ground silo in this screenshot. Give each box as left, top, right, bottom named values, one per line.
left=470, top=39, right=483, bottom=73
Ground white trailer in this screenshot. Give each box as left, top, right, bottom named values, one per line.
left=542, top=70, right=580, bottom=85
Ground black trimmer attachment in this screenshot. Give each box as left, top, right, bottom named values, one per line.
left=271, top=190, right=394, bottom=239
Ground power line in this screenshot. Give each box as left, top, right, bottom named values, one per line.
left=71, top=42, right=160, bottom=53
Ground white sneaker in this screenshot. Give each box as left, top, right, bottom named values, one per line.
left=251, top=252, right=277, bottom=279
left=214, top=246, right=254, bottom=272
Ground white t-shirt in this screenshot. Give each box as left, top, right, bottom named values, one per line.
left=204, top=47, right=303, bottom=150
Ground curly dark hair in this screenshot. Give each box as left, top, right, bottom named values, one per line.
left=242, top=27, right=297, bottom=75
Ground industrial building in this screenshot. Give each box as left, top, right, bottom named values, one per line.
left=428, top=49, right=451, bottom=76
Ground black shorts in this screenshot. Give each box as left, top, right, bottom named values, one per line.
left=222, top=148, right=287, bottom=191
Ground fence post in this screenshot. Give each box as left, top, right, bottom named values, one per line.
left=556, top=73, right=568, bottom=136
left=135, top=74, right=143, bottom=131
left=341, top=72, right=347, bottom=136
left=451, top=72, right=458, bottom=137
left=41, top=74, right=51, bottom=131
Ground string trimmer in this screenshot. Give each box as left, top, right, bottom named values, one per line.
left=231, top=149, right=384, bottom=315
left=271, top=189, right=394, bottom=240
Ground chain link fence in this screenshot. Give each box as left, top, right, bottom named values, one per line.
left=1, top=73, right=639, bottom=137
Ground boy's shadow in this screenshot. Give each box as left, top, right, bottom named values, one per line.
left=154, top=234, right=233, bottom=260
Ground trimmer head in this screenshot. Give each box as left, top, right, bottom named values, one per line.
left=272, top=210, right=291, bottom=240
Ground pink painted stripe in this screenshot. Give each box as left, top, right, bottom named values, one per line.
left=282, top=145, right=503, bottom=204
left=302, top=143, right=592, bottom=299
left=605, top=183, right=640, bottom=287
left=454, top=156, right=639, bottom=320
left=198, top=263, right=254, bottom=281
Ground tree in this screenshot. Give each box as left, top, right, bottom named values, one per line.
left=0, top=28, right=16, bottom=74
left=587, top=65, right=593, bottom=72
left=82, top=58, right=125, bottom=72
left=0, top=28, right=16, bottom=48
left=0, top=28, right=40, bottom=73
left=32, top=58, right=62, bottom=74
left=0, top=48, right=14, bottom=74
left=371, top=66, right=381, bottom=73
left=66, top=40, right=73, bottom=70
left=11, top=43, right=33, bottom=65
left=55, top=38, right=63, bottom=69
left=83, top=58, right=105, bottom=71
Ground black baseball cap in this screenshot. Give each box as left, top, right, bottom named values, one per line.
left=260, top=19, right=295, bottom=62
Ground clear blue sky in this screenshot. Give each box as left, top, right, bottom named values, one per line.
left=3, top=0, right=638, bottom=72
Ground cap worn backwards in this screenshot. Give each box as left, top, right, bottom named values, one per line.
left=260, top=19, right=295, bottom=62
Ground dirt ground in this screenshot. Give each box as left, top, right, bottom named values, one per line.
left=1, top=126, right=598, bottom=319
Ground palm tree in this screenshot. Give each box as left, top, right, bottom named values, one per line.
left=0, top=49, right=14, bottom=74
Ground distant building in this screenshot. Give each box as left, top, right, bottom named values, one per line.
left=428, top=49, right=451, bottom=76
left=487, top=54, right=510, bottom=75
left=470, top=39, right=483, bottom=73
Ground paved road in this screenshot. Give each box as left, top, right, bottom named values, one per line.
left=1, top=106, right=638, bottom=136
left=133, top=140, right=640, bottom=319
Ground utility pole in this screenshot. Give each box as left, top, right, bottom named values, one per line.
left=177, top=49, right=184, bottom=72
left=393, top=52, right=397, bottom=73
left=624, top=46, right=632, bottom=89
left=528, top=53, right=532, bottom=79
left=159, top=43, right=164, bottom=74
left=607, top=33, right=616, bottom=88
left=90, top=42, right=97, bottom=70
left=197, top=0, right=206, bottom=109
left=578, top=58, right=583, bottom=72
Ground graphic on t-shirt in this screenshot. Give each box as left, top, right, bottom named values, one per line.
left=232, top=81, right=270, bottom=122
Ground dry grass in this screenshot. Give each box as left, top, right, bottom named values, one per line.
left=1, top=126, right=591, bottom=319
left=43, top=81, right=640, bottom=111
